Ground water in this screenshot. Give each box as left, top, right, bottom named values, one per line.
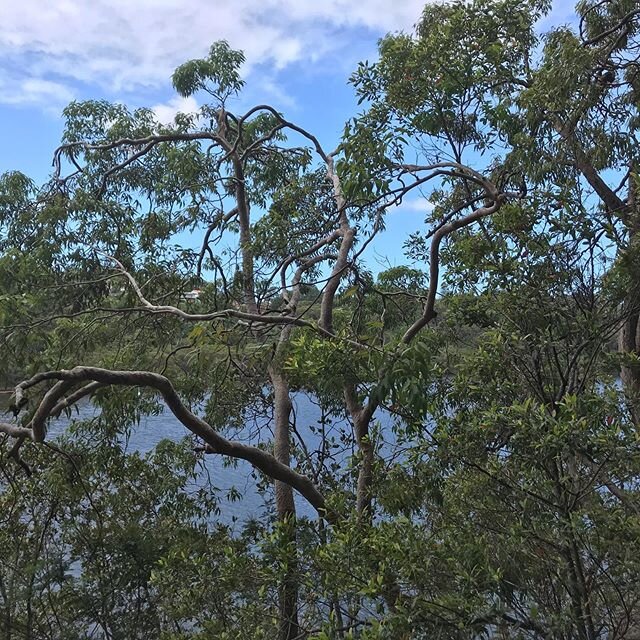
left=1, top=391, right=392, bottom=526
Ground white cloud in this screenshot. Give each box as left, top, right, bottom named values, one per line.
left=0, top=0, right=577, bottom=112
left=0, top=73, right=74, bottom=111
left=261, top=0, right=425, bottom=32
left=256, top=78, right=298, bottom=110
left=393, top=198, right=435, bottom=215
left=17, top=79, right=74, bottom=105
left=0, top=0, right=425, bottom=109
left=151, top=95, right=199, bottom=124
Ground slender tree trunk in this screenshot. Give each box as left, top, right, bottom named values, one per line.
left=618, top=293, right=640, bottom=422
left=270, top=364, right=300, bottom=640
left=618, top=171, right=640, bottom=424
left=232, top=157, right=258, bottom=315
left=354, top=414, right=374, bottom=516
left=319, top=149, right=377, bottom=517
left=344, top=385, right=376, bottom=518
left=227, top=110, right=299, bottom=636
left=551, top=460, right=596, bottom=640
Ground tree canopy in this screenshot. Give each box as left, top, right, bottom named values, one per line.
left=1, top=1, right=640, bottom=638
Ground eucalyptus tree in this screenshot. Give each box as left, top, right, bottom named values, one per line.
left=323, top=0, right=640, bottom=638
left=349, top=0, right=640, bottom=405
left=3, top=0, right=639, bottom=637
left=0, top=36, right=517, bottom=637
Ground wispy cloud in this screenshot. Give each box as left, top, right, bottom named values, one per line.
left=0, top=0, right=425, bottom=110
left=0, top=0, right=578, bottom=113
left=393, top=198, right=435, bottom=216
left=0, top=70, right=74, bottom=113
left=151, top=95, right=199, bottom=124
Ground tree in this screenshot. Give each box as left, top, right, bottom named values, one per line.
left=337, top=0, right=640, bottom=637
left=1, top=0, right=640, bottom=637
left=0, top=30, right=516, bottom=637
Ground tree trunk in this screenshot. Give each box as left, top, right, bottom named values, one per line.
left=618, top=293, right=640, bottom=423
left=344, top=385, right=376, bottom=518
left=270, top=365, right=300, bottom=640
left=354, top=414, right=374, bottom=516
left=233, top=157, right=258, bottom=315
left=619, top=172, right=640, bottom=424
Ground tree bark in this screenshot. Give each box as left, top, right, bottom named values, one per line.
left=233, top=156, right=258, bottom=315
left=344, top=385, right=376, bottom=518
left=619, top=173, right=640, bottom=424
left=270, top=364, right=300, bottom=640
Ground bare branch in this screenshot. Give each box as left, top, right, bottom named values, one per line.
left=402, top=196, right=504, bottom=344
left=50, top=382, right=105, bottom=418
left=318, top=154, right=351, bottom=334
left=9, top=367, right=332, bottom=519
left=196, top=207, right=238, bottom=278
left=0, top=423, right=32, bottom=439
left=98, top=253, right=371, bottom=350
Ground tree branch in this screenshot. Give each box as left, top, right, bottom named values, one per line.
left=100, top=253, right=370, bottom=350
left=401, top=196, right=504, bottom=344
left=5, top=367, right=332, bottom=519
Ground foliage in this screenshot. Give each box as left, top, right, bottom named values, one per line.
left=1, top=0, right=640, bottom=638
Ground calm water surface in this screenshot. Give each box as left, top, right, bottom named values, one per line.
left=1, top=391, right=393, bottom=526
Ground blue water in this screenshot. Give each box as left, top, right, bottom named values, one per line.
left=38, top=392, right=395, bottom=527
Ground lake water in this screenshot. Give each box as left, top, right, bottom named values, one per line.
left=1, top=391, right=393, bottom=526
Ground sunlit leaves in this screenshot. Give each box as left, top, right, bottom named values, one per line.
left=172, top=41, right=246, bottom=100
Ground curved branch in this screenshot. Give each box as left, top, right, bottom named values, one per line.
left=196, top=207, right=238, bottom=278
left=31, top=380, right=75, bottom=442
left=6, top=367, right=331, bottom=519
left=276, top=230, right=342, bottom=303
left=402, top=196, right=504, bottom=344
left=581, top=6, right=640, bottom=47
left=53, top=131, right=228, bottom=186
left=234, top=104, right=332, bottom=162
left=100, top=254, right=370, bottom=349
left=50, top=382, right=105, bottom=418
left=96, top=141, right=157, bottom=197
left=0, top=423, right=32, bottom=439
left=396, top=161, right=496, bottom=191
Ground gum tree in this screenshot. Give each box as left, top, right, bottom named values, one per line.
left=326, top=0, right=640, bottom=637
left=3, top=0, right=639, bottom=636
left=0, top=37, right=515, bottom=637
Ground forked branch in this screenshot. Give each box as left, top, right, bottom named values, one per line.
left=2, top=367, right=330, bottom=519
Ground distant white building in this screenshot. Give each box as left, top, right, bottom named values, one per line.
left=182, top=289, right=202, bottom=301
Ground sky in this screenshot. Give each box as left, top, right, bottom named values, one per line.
left=0, top=0, right=578, bottom=271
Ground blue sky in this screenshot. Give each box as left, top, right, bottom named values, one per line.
left=0, top=0, right=577, bottom=272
